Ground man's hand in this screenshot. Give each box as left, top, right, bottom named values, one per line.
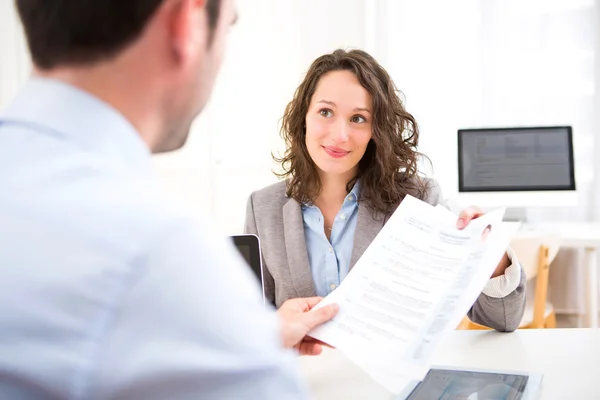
left=277, top=297, right=339, bottom=356
left=456, top=206, right=510, bottom=278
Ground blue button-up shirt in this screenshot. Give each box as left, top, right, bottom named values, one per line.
left=0, top=78, right=306, bottom=399
left=302, top=183, right=361, bottom=297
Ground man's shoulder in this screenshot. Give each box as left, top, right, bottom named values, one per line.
left=90, top=175, right=200, bottom=243
left=2, top=157, right=193, bottom=258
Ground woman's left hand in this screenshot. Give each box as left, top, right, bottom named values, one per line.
left=456, top=206, right=511, bottom=278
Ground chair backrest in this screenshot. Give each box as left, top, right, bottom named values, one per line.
left=510, top=233, right=561, bottom=279
left=510, top=232, right=561, bottom=328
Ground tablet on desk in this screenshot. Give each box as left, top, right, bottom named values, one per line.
left=231, top=234, right=266, bottom=304
left=398, top=366, right=543, bottom=400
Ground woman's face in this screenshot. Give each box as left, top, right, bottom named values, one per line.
left=305, top=70, right=373, bottom=182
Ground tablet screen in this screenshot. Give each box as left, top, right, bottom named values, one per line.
left=231, top=235, right=262, bottom=283
left=407, top=368, right=529, bottom=400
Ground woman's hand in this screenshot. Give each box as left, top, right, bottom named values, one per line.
left=456, top=206, right=511, bottom=278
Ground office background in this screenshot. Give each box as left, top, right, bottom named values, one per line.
left=1, top=0, right=598, bottom=321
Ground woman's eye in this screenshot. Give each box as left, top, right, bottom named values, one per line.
left=319, top=109, right=333, bottom=118
left=351, top=115, right=366, bottom=124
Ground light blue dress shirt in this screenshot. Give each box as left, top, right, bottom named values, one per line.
left=302, top=183, right=360, bottom=297
left=0, top=78, right=307, bottom=399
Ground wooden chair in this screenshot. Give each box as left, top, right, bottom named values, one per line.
left=457, top=233, right=561, bottom=330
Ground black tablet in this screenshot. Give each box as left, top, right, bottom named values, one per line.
left=401, top=367, right=542, bottom=400
left=231, top=234, right=265, bottom=303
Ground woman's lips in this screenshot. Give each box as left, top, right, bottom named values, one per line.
left=323, top=146, right=350, bottom=159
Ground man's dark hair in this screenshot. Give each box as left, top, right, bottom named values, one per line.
left=15, top=0, right=222, bottom=70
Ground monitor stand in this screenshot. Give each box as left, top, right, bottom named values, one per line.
left=503, top=207, right=528, bottom=222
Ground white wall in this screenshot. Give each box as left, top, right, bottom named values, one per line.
left=374, top=0, right=596, bottom=315
left=154, top=0, right=369, bottom=233
left=594, top=0, right=600, bottom=221
left=0, top=0, right=30, bottom=107
left=374, top=0, right=484, bottom=196
left=376, top=0, right=595, bottom=208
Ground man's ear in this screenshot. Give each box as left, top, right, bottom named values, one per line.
left=168, top=0, right=209, bottom=65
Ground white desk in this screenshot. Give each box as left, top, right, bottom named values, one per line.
left=299, top=329, right=600, bottom=400
left=519, top=223, right=600, bottom=328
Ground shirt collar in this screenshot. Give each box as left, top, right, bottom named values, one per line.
left=349, top=179, right=361, bottom=201
left=301, top=179, right=362, bottom=210
left=0, top=77, right=153, bottom=175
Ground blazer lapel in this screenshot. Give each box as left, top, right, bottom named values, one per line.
left=349, top=204, right=388, bottom=271
left=282, top=198, right=317, bottom=297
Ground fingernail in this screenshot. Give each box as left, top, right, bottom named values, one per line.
left=457, top=218, right=466, bottom=229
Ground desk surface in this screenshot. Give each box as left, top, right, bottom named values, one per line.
left=299, top=329, right=600, bottom=400
left=520, top=222, right=600, bottom=248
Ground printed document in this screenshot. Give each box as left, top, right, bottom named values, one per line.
left=309, top=195, right=520, bottom=394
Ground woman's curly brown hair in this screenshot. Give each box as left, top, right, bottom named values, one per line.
left=274, top=49, right=428, bottom=215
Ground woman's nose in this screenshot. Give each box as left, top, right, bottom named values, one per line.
left=332, top=122, right=350, bottom=143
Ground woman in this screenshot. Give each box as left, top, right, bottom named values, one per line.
left=245, top=49, right=525, bottom=332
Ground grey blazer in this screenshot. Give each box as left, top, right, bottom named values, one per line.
left=244, top=179, right=526, bottom=332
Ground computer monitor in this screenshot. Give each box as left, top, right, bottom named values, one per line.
left=456, top=126, right=577, bottom=218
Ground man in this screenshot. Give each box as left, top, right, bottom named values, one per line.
left=0, top=0, right=337, bottom=398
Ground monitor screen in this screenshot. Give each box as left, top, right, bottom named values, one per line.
left=458, top=126, right=575, bottom=192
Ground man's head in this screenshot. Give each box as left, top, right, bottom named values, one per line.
left=16, top=0, right=237, bottom=153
